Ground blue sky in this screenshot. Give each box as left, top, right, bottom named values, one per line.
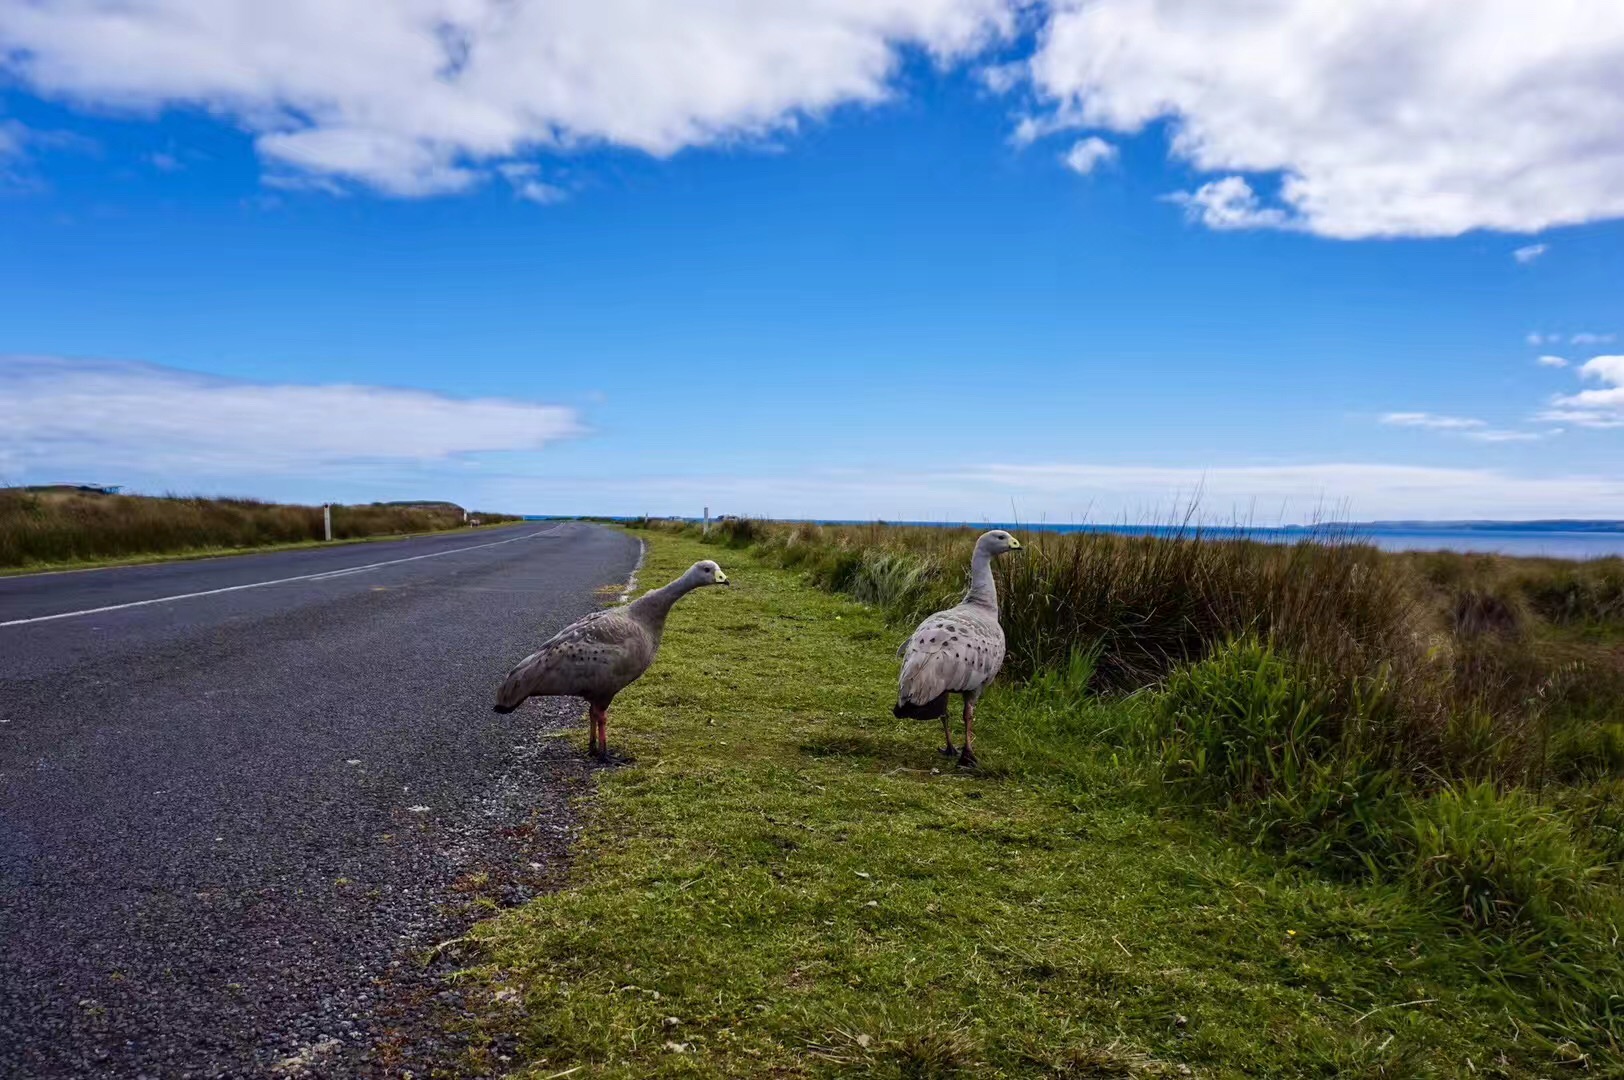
left=3, top=2, right=1623, bottom=521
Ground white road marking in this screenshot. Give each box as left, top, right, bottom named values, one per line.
left=0, top=528, right=557, bottom=629
left=616, top=538, right=647, bottom=603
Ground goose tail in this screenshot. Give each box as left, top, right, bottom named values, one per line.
left=893, top=691, right=949, bottom=720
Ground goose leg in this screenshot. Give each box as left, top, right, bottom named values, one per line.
left=958, top=695, right=979, bottom=770
left=587, top=704, right=605, bottom=759
left=938, top=712, right=957, bottom=757
left=594, top=706, right=611, bottom=762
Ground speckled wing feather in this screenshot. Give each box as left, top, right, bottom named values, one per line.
left=495, top=608, right=655, bottom=709
left=896, top=602, right=1006, bottom=708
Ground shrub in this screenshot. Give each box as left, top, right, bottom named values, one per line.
left=1150, top=639, right=1410, bottom=872
left=1556, top=779, right=1624, bottom=867
left=712, top=517, right=768, bottom=547
left=842, top=550, right=953, bottom=616
left=1402, top=783, right=1602, bottom=931
left=1520, top=558, right=1624, bottom=631
left=1155, top=639, right=1342, bottom=798
left=1549, top=723, right=1624, bottom=784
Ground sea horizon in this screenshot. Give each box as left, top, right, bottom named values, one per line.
left=531, top=516, right=1624, bottom=560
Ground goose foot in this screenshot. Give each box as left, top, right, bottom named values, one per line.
left=938, top=745, right=957, bottom=758
left=956, top=749, right=980, bottom=770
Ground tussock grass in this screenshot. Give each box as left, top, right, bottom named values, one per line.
left=1410, top=550, right=1624, bottom=638
left=0, top=488, right=519, bottom=570
left=460, top=531, right=1624, bottom=1077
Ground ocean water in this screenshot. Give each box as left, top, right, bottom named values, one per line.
left=545, top=517, right=1624, bottom=560
left=910, top=522, right=1624, bottom=560
left=1337, top=527, right=1624, bottom=560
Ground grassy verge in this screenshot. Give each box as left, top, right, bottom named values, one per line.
left=0, top=520, right=526, bottom=577
left=0, top=489, right=523, bottom=574
left=461, top=530, right=1604, bottom=1078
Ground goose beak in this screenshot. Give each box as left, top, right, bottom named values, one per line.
left=718, top=575, right=731, bottom=586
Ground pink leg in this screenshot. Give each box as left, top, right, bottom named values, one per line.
left=588, top=704, right=605, bottom=758
left=958, top=697, right=979, bottom=769
left=593, top=705, right=610, bottom=761
left=939, top=713, right=956, bottom=756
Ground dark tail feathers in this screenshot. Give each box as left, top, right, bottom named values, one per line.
left=492, top=702, right=517, bottom=714
left=893, top=691, right=949, bottom=720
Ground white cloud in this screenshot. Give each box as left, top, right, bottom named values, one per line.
left=1022, top=0, right=1624, bottom=238
left=1581, top=355, right=1624, bottom=384
left=0, top=120, right=93, bottom=155
left=1572, top=332, right=1617, bottom=345
left=514, top=180, right=567, bottom=205
left=1381, top=411, right=1546, bottom=443
left=0, top=119, right=23, bottom=159
left=1534, top=409, right=1624, bottom=430
left=1168, top=176, right=1291, bottom=231
left=1059, top=136, right=1116, bottom=175
left=0, top=0, right=1015, bottom=196
left=1464, top=429, right=1545, bottom=443
left=498, top=162, right=567, bottom=205
left=0, top=355, right=583, bottom=481
left=1380, top=412, right=1486, bottom=431
left=1540, top=354, right=1624, bottom=428
left=1513, top=243, right=1549, bottom=264
left=979, top=62, right=1023, bottom=95
left=1537, top=355, right=1570, bottom=368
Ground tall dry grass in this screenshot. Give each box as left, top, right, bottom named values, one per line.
left=0, top=489, right=519, bottom=568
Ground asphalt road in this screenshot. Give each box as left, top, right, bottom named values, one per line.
left=0, top=523, right=642, bottom=1078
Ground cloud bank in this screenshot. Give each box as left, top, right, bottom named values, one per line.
left=1023, top=0, right=1624, bottom=238
left=4, top=2, right=1624, bottom=239
left=0, top=355, right=582, bottom=482
left=0, top=0, right=1012, bottom=196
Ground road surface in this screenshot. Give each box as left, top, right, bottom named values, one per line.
left=0, top=523, right=641, bottom=1078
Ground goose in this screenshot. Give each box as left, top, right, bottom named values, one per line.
left=893, top=530, right=1023, bottom=767
left=493, top=559, right=730, bottom=760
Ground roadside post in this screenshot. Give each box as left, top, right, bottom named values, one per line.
left=323, top=504, right=332, bottom=542
left=703, top=506, right=710, bottom=536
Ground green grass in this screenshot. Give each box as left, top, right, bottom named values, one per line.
left=459, top=531, right=1609, bottom=1078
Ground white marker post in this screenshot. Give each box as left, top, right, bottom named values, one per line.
left=703, top=506, right=710, bottom=536
left=323, top=504, right=332, bottom=542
